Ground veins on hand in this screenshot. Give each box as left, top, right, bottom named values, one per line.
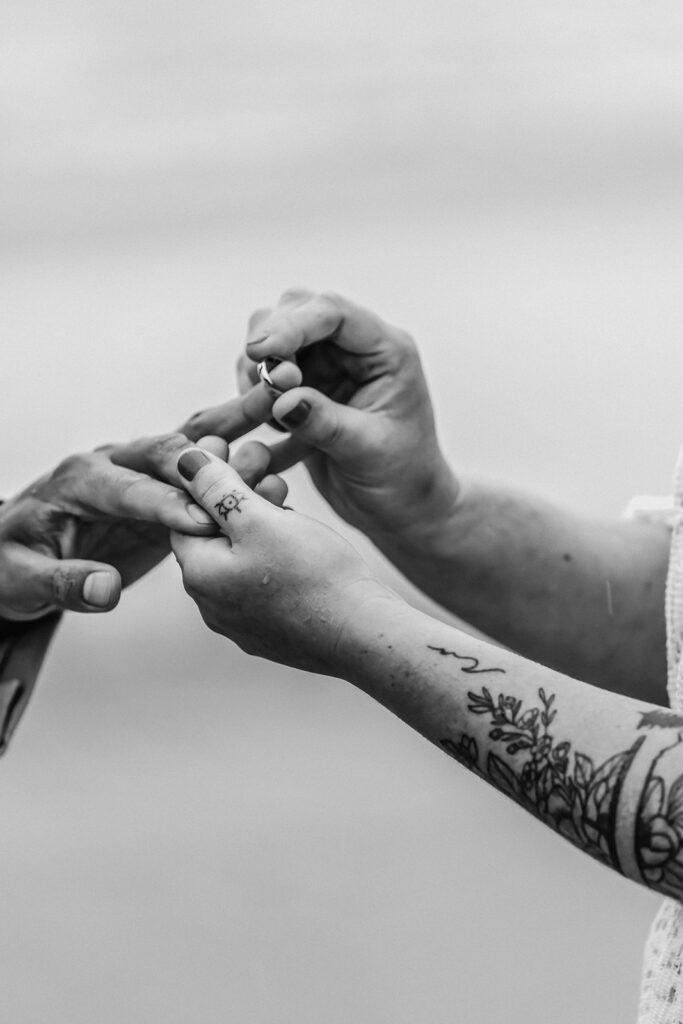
left=214, top=492, right=247, bottom=521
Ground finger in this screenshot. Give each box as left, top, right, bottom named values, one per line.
left=256, top=358, right=302, bottom=398
left=170, top=529, right=210, bottom=568
left=109, top=431, right=207, bottom=481
left=58, top=452, right=215, bottom=533
left=0, top=544, right=121, bottom=616
left=270, top=386, right=371, bottom=459
left=245, top=292, right=390, bottom=361
left=245, top=305, right=273, bottom=344
left=178, top=377, right=297, bottom=444
left=278, top=287, right=316, bottom=307
left=170, top=530, right=227, bottom=587
left=254, top=474, right=288, bottom=507
left=229, top=440, right=273, bottom=488
left=266, top=436, right=312, bottom=475
left=196, top=435, right=229, bottom=461
left=236, top=352, right=260, bottom=394
left=169, top=529, right=239, bottom=614
left=176, top=448, right=273, bottom=543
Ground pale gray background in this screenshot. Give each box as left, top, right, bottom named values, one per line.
left=2, top=2, right=683, bottom=1022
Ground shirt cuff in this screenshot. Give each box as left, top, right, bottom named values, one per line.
left=0, top=613, right=61, bottom=754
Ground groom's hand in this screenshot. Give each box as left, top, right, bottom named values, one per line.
left=0, top=428, right=288, bottom=621
left=237, top=289, right=460, bottom=544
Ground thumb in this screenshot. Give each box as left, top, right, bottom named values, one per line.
left=270, top=387, right=370, bottom=459
left=2, top=546, right=122, bottom=616
left=176, top=447, right=271, bottom=543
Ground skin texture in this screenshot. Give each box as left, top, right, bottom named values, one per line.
left=238, top=289, right=670, bottom=704
left=173, top=447, right=683, bottom=904
left=0, top=384, right=288, bottom=621
left=0, top=388, right=290, bottom=754
left=172, top=449, right=383, bottom=671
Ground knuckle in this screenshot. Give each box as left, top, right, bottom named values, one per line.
left=51, top=564, right=80, bottom=605
left=386, top=327, right=419, bottom=372
left=201, top=478, right=241, bottom=511
left=247, top=306, right=272, bottom=331
left=278, top=287, right=312, bottom=306
left=315, top=412, right=344, bottom=449
left=182, top=568, right=202, bottom=598
left=393, top=327, right=416, bottom=353
left=117, top=470, right=144, bottom=498
left=236, top=353, right=259, bottom=388
left=185, top=410, right=206, bottom=426
left=147, top=432, right=191, bottom=464
left=232, top=440, right=270, bottom=475
left=53, top=451, right=90, bottom=477
left=318, top=290, right=346, bottom=309
left=179, top=553, right=209, bottom=596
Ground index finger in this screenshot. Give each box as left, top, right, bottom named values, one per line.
left=244, top=292, right=391, bottom=362
left=55, top=453, right=215, bottom=534
left=178, top=371, right=302, bottom=444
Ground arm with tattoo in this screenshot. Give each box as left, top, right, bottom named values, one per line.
left=239, top=290, right=670, bottom=706
left=368, top=481, right=671, bottom=706
left=341, top=597, right=683, bottom=896
left=174, top=447, right=683, bottom=900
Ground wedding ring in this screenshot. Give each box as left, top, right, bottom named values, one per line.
left=257, top=357, right=285, bottom=396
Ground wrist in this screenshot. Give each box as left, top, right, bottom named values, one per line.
left=333, top=585, right=414, bottom=688
left=368, top=462, right=465, bottom=565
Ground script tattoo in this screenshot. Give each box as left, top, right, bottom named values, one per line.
left=427, top=644, right=506, bottom=676
left=214, top=492, right=247, bottom=521
left=433, top=654, right=683, bottom=892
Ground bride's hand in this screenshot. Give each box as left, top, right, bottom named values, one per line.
left=171, top=446, right=393, bottom=674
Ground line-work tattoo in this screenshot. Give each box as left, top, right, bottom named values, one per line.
left=214, top=492, right=246, bottom=521
left=427, top=644, right=506, bottom=675
left=433, top=645, right=683, bottom=897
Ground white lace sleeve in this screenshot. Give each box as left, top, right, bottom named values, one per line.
left=622, top=494, right=681, bottom=529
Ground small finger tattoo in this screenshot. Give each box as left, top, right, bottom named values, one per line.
left=214, top=492, right=247, bottom=520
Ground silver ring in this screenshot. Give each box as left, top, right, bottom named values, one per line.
left=257, top=357, right=285, bottom=396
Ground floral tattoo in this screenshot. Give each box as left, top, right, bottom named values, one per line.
left=432, top=647, right=683, bottom=895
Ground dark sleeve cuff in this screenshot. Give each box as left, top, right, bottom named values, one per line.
left=0, top=613, right=61, bottom=755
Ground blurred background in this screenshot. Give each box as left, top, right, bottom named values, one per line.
left=2, top=1, right=683, bottom=1021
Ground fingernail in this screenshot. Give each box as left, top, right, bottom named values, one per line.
left=247, top=334, right=268, bottom=349
left=83, top=571, right=114, bottom=608
left=279, top=400, right=311, bottom=429
left=188, top=503, right=214, bottom=525
left=268, top=417, right=288, bottom=433
left=178, top=449, right=210, bottom=481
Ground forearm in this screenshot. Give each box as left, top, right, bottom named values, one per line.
left=368, top=478, right=670, bottom=704
left=337, top=594, right=683, bottom=898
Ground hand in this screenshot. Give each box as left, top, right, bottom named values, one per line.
left=0, top=430, right=287, bottom=621
left=171, top=446, right=392, bottom=674
left=238, top=289, right=460, bottom=543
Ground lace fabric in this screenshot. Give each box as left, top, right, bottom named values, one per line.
left=634, top=445, right=683, bottom=1023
